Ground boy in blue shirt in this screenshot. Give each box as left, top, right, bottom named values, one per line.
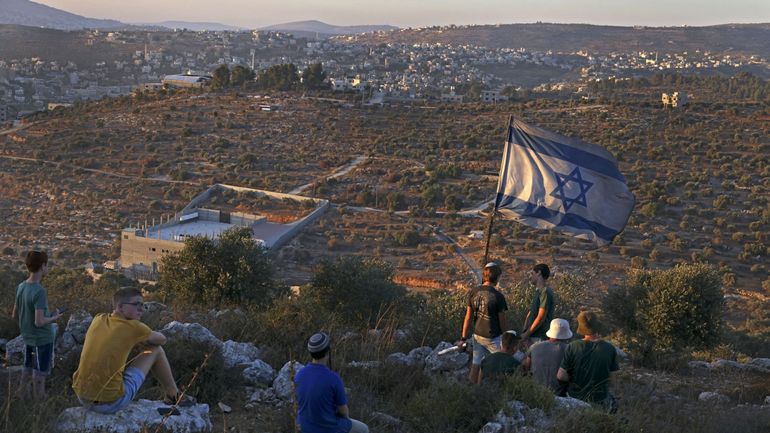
left=294, top=332, right=369, bottom=433
left=12, top=250, right=63, bottom=400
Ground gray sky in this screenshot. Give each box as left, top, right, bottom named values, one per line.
left=35, top=0, right=770, bottom=28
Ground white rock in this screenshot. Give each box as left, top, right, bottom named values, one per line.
left=425, top=342, right=469, bottom=372
left=55, top=399, right=212, bottom=433
left=248, top=388, right=278, bottom=404
left=221, top=340, right=261, bottom=368
left=58, top=310, right=93, bottom=356
left=242, top=359, right=275, bottom=386
left=479, top=422, right=503, bottom=433
left=748, top=358, right=770, bottom=370
left=5, top=336, right=25, bottom=365
left=763, top=395, right=770, bottom=406
left=160, top=322, right=223, bottom=351
left=272, top=361, right=304, bottom=400
left=554, top=396, right=591, bottom=410
left=493, top=400, right=527, bottom=432
left=347, top=360, right=382, bottom=369
left=143, top=301, right=168, bottom=314
left=698, top=391, right=731, bottom=405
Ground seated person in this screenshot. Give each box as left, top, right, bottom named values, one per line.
left=479, top=330, right=522, bottom=382
left=522, top=318, right=572, bottom=395
left=72, top=287, right=193, bottom=414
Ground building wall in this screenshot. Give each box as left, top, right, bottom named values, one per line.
left=119, top=230, right=186, bottom=271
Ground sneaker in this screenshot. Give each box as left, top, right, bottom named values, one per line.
left=163, top=393, right=196, bottom=407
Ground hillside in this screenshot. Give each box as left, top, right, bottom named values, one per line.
left=262, top=20, right=398, bottom=36
left=346, top=23, right=770, bottom=56
left=0, top=0, right=124, bottom=30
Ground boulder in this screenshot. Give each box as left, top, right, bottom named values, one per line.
left=159, top=322, right=223, bottom=352
left=247, top=387, right=279, bottom=405
left=221, top=340, right=261, bottom=368
left=272, top=361, right=304, bottom=400
left=347, top=360, right=381, bottom=369
left=425, top=342, right=469, bottom=372
left=5, top=335, right=25, bottom=365
left=479, top=422, right=503, bottom=433
left=385, top=352, right=411, bottom=365
left=710, top=358, right=770, bottom=373
left=748, top=358, right=770, bottom=370
left=698, top=391, right=730, bottom=405
left=58, top=311, right=93, bottom=357
left=554, top=396, right=591, bottom=410
left=407, top=346, right=433, bottom=365
left=55, top=399, right=212, bottom=433
left=493, top=400, right=528, bottom=433
left=242, top=359, right=276, bottom=387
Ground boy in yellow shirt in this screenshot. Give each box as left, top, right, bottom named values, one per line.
left=72, top=287, right=192, bottom=414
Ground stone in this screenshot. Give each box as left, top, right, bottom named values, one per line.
left=698, top=391, right=730, bottom=405
left=763, top=395, right=770, bottom=406
left=55, top=399, right=212, bottom=433
left=347, top=360, right=381, bottom=369
left=710, top=358, right=770, bottom=374
left=748, top=358, right=770, bottom=370
left=479, top=422, right=503, bottom=433
left=385, top=352, right=411, bottom=365
left=143, top=301, right=168, bottom=314
left=687, top=361, right=711, bottom=369
left=160, top=322, right=223, bottom=351
left=58, top=310, right=93, bottom=357
left=425, top=341, right=469, bottom=372
left=247, top=388, right=278, bottom=404
left=554, top=396, right=592, bottom=410
left=272, top=361, right=304, bottom=400
left=407, top=346, right=433, bottom=365
left=493, top=400, right=528, bottom=432
left=5, top=336, right=25, bottom=365
left=242, top=359, right=275, bottom=387
left=221, top=340, right=261, bottom=368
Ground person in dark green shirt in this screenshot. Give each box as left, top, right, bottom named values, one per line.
left=522, top=264, right=555, bottom=341
left=479, top=331, right=522, bottom=382
left=12, top=251, right=62, bottom=400
left=557, top=311, right=619, bottom=412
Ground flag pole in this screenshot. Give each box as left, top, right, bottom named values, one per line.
left=483, top=115, right=514, bottom=266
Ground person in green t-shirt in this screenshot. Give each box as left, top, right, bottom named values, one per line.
left=11, top=250, right=63, bottom=400
left=521, top=263, right=555, bottom=341
left=479, top=331, right=522, bottom=382
left=557, top=311, right=619, bottom=412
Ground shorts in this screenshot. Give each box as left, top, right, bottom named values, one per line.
left=471, top=334, right=501, bottom=365
left=79, top=367, right=146, bottom=414
left=24, top=343, right=54, bottom=375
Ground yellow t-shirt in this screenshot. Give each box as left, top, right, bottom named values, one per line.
left=72, top=313, right=152, bottom=402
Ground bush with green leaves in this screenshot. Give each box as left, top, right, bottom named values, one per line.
left=158, top=227, right=281, bottom=307
left=302, top=256, right=407, bottom=327
left=603, top=262, right=723, bottom=362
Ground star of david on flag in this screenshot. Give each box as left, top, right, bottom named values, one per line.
left=493, top=118, right=635, bottom=245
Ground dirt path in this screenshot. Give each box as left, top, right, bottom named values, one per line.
left=288, top=155, right=367, bottom=195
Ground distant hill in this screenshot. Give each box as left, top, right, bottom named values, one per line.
left=0, top=0, right=125, bottom=30
left=143, top=21, right=246, bottom=32
left=261, top=20, right=398, bottom=37
left=348, top=23, right=770, bottom=56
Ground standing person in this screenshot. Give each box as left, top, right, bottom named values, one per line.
left=295, top=332, right=369, bottom=433
left=523, top=318, right=572, bottom=395
left=479, top=330, right=522, bottom=382
left=72, top=287, right=194, bottom=414
left=460, top=262, right=508, bottom=384
left=521, top=264, right=554, bottom=342
left=12, top=250, right=63, bottom=400
left=557, top=311, right=619, bottom=412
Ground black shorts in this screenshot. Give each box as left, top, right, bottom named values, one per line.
left=24, top=343, right=54, bottom=374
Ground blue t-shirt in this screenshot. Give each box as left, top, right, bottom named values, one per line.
left=294, top=363, right=352, bottom=433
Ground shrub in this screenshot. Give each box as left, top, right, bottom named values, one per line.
left=160, top=337, right=226, bottom=404
left=302, top=256, right=407, bottom=327
left=158, top=227, right=282, bottom=307
left=402, top=379, right=501, bottom=433
left=603, top=263, right=723, bottom=363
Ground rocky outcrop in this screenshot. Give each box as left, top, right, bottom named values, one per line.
left=698, top=391, right=731, bottom=405
left=221, top=340, right=260, bottom=369
left=55, top=400, right=212, bottom=433
left=5, top=335, right=25, bottom=365
left=425, top=342, right=470, bottom=372
left=689, top=358, right=770, bottom=374
left=159, top=322, right=223, bottom=352
left=57, top=311, right=93, bottom=359
left=272, top=361, right=304, bottom=400
left=242, top=359, right=276, bottom=387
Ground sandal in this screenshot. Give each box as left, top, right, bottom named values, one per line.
left=163, top=393, right=196, bottom=407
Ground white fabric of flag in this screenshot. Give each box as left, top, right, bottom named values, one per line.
left=494, top=118, right=635, bottom=245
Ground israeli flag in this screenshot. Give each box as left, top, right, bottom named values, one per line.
left=494, top=118, right=635, bottom=245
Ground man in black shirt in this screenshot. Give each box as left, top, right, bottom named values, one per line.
left=460, top=262, right=508, bottom=384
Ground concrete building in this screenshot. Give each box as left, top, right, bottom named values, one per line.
left=119, top=184, right=329, bottom=277
left=662, top=91, right=688, bottom=108
left=481, top=90, right=508, bottom=103
left=161, top=74, right=211, bottom=88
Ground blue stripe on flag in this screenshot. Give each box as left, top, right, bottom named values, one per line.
left=495, top=193, right=619, bottom=242
left=509, top=126, right=625, bottom=182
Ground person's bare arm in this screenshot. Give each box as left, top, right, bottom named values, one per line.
left=11, top=304, right=17, bottom=320
left=336, top=404, right=350, bottom=418
left=522, top=355, right=531, bottom=371
left=523, top=307, right=546, bottom=337
left=522, top=311, right=531, bottom=329
left=461, top=306, right=473, bottom=341
left=34, top=308, right=62, bottom=327
left=145, top=331, right=167, bottom=346
left=557, top=367, right=570, bottom=382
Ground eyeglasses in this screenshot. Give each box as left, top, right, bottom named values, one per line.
left=121, top=302, right=145, bottom=309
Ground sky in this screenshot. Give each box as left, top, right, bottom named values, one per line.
left=34, top=0, right=770, bottom=28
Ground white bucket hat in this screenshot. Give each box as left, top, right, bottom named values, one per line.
left=545, top=318, right=573, bottom=340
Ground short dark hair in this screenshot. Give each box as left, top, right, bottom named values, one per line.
left=25, top=251, right=48, bottom=273
left=309, top=347, right=330, bottom=360
left=502, top=331, right=521, bottom=350
left=113, top=287, right=142, bottom=307
left=483, top=264, right=502, bottom=284
left=533, top=263, right=550, bottom=280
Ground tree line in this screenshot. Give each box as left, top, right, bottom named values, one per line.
left=210, top=62, right=327, bottom=91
